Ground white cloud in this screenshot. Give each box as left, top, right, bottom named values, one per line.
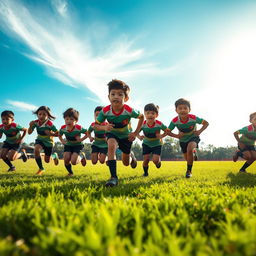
left=6, top=100, right=38, bottom=111
left=0, top=0, right=177, bottom=103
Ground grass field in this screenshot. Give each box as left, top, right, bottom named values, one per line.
left=0, top=159, right=256, bottom=256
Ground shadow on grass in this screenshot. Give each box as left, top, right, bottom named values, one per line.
left=222, top=172, right=256, bottom=187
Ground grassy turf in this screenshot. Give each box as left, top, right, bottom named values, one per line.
left=0, top=159, right=256, bottom=256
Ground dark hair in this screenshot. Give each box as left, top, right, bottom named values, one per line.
left=175, top=98, right=191, bottom=109
left=33, top=106, right=55, bottom=120
left=94, top=106, right=103, bottom=113
left=107, top=79, right=130, bottom=97
left=250, top=112, right=256, bottom=122
left=1, top=110, right=14, bottom=119
left=144, top=103, right=159, bottom=114
left=63, top=108, right=79, bottom=121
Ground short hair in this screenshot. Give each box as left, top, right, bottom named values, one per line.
left=249, top=112, right=256, bottom=121
left=144, top=103, right=159, bottom=114
left=175, top=98, right=191, bottom=109
left=94, top=106, right=103, bottom=113
left=63, top=108, right=79, bottom=121
left=33, top=106, right=55, bottom=120
left=107, top=79, right=130, bottom=98
left=1, top=110, right=14, bottom=119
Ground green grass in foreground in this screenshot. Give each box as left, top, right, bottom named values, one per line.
left=0, top=160, right=256, bottom=256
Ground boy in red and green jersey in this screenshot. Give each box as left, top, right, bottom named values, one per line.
left=95, top=79, right=144, bottom=187
left=233, top=112, right=256, bottom=173
left=0, top=110, right=27, bottom=172
left=138, top=103, right=168, bottom=176
left=59, top=108, right=87, bottom=176
left=168, top=98, right=209, bottom=178
left=88, top=106, right=108, bottom=165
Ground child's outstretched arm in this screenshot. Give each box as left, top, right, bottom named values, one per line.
left=28, top=121, right=35, bottom=135
left=194, top=120, right=209, bottom=136
left=234, top=131, right=240, bottom=143
left=17, top=128, right=27, bottom=144
left=167, top=130, right=184, bottom=139
left=128, top=114, right=144, bottom=142
left=87, top=131, right=94, bottom=142
left=94, top=123, right=115, bottom=131
left=58, top=134, right=66, bottom=145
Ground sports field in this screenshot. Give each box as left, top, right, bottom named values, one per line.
left=0, top=160, right=255, bottom=256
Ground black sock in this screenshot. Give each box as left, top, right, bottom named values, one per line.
left=108, top=160, right=117, bottom=178
left=143, top=166, right=149, bottom=175
left=3, top=159, right=14, bottom=168
left=35, top=157, right=44, bottom=170
left=65, top=164, right=73, bottom=174
left=240, top=162, right=251, bottom=171
left=187, top=164, right=193, bottom=172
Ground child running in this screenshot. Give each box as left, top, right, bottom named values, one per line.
left=28, top=106, right=59, bottom=175
left=59, top=108, right=87, bottom=176
left=95, top=79, right=144, bottom=187
left=137, top=103, right=168, bottom=176
left=88, top=106, right=108, bottom=165
left=168, top=98, right=209, bottom=178
left=232, top=112, right=256, bottom=173
left=0, top=110, right=27, bottom=172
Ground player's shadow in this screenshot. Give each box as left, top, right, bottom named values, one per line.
left=223, top=172, right=256, bottom=187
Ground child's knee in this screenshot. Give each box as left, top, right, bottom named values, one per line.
left=92, top=159, right=98, bottom=165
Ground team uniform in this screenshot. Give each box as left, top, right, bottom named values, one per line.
left=141, top=120, right=167, bottom=155
left=88, top=122, right=108, bottom=155
left=236, top=125, right=256, bottom=152
left=59, top=124, right=87, bottom=154
left=168, top=114, right=205, bottom=153
left=96, top=104, right=141, bottom=154
left=30, top=119, right=58, bottom=156
left=0, top=123, right=24, bottom=151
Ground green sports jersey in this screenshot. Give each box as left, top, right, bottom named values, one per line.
left=168, top=114, right=205, bottom=142
left=96, top=104, right=141, bottom=139
left=31, top=119, right=57, bottom=147
left=237, top=125, right=256, bottom=146
left=88, top=122, right=108, bottom=148
left=59, top=124, right=87, bottom=146
left=0, top=123, right=24, bottom=144
left=141, top=120, right=167, bottom=147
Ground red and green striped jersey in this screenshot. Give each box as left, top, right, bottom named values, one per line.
left=168, top=114, right=205, bottom=142
left=59, top=124, right=87, bottom=146
left=96, top=104, right=141, bottom=139
left=237, top=125, right=256, bottom=146
left=88, top=122, right=108, bottom=148
left=31, top=119, right=57, bottom=147
left=141, top=120, right=167, bottom=147
left=0, top=123, right=24, bottom=144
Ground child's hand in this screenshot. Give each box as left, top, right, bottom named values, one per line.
left=89, top=137, right=95, bottom=142
left=16, top=139, right=23, bottom=144
left=194, top=130, right=201, bottom=136
left=156, top=134, right=164, bottom=139
left=128, top=132, right=137, bottom=142
left=104, top=123, right=115, bottom=131
left=177, top=132, right=184, bottom=139
left=29, top=121, right=35, bottom=127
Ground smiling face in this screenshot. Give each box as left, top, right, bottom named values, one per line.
left=1, top=116, right=13, bottom=126
left=144, top=110, right=158, bottom=122
left=108, top=89, right=128, bottom=107
left=176, top=104, right=190, bottom=118
left=37, top=110, right=48, bottom=122
left=64, top=116, right=77, bottom=127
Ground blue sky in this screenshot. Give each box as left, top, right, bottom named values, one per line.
left=1, top=0, right=256, bottom=146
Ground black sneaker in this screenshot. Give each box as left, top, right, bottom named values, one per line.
left=21, top=150, right=28, bottom=162
left=143, top=173, right=148, bottom=177
left=239, top=169, right=247, bottom=173
left=185, top=171, right=192, bottom=178
left=155, top=162, right=161, bottom=168
left=130, top=152, right=137, bottom=169
left=7, top=166, right=16, bottom=172
left=105, top=177, right=118, bottom=187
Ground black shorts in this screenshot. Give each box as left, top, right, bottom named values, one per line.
left=2, top=141, right=20, bottom=151
left=106, top=133, right=132, bottom=154
left=91, top=145, right=108, bottom=155
left=142, top=144, right=162, bottom=155
left=179, top=136, right=200, bottom=154
left=238, top=144, right=256, bottom=152
left=35, top=139, right=53, bottom=157
left=64, top=144, right=84, bottom=154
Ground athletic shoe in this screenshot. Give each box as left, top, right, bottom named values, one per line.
left=193, top=149, right=198, bottom=161
left=7, top=166, right=16, bottom=172
left=239, top=169, right=247, bottom=173
left=36, top=169, right=45, bottom=175
left=105, top=177, right=118, bottom=187
left=130, top=152, right=137, bottom=169
left=66, top=173, right=74, bottom=177
left=155, top=162, right=161, bottom=168
left=80, top=152, right=86, bottom=166
left=52, top=152, right=59, bottom=166
left=143, top=173, right=149, bottom=177
left=21, top=149, right=28, bottom=162
left=185, top=171, right=192, bottom=178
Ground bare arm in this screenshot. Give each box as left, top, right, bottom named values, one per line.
left=128, top=114, right=144, bottom=142
left=234, top=131, right=240, bottom=143
left=58, top=134, right=66, bottom=145
left=17, top=128, right=27, bottom=143
left=94, top=123, right=115, bottom=131
left=194, top=120, right=209, bottom=136
left=28, top=121, right=35, bottom=135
